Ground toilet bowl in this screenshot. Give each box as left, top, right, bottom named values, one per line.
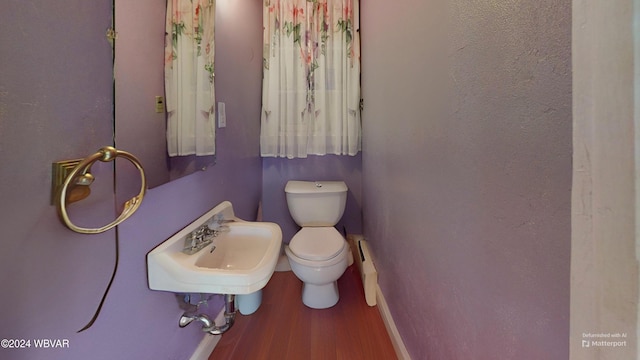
left=285, top=227, right=349, bottom=309
left=284, top=180, right=349, bottom=309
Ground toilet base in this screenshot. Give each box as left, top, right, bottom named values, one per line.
left=302, top=281, right=339, bottom=309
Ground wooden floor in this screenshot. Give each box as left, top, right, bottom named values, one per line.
left=209, top=265, right=398, bottom=360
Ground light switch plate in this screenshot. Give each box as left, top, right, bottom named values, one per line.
left=155, top=96, right=165, bottom=113
left=217, top=102, right=226, bottom=128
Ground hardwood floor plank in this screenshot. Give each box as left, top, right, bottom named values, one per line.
left=209, top=265, right=397, bottom=359
left=310, top=307, right=337, bottom=359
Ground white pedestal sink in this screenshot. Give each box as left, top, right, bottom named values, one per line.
left=147, top=201, right=282, bottom=295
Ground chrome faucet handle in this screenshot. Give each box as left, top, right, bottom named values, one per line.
left=189, top=231, right=199, bottom=244
left=181, top=215, right=235, bottom=255
left=197, top=226, right=208, bottom=236
left=183, top=225, right=213, bottom=254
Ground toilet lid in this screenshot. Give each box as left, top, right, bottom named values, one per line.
left=289, top=227, right=345, bottom=261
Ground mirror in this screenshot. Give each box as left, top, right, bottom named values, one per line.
left=114, top=0, right=216, bottom=189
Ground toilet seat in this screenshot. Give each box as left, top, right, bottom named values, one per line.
left=289, top=227, right=345, bottom=261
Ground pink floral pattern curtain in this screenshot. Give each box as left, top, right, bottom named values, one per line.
left=165, top=0, right=216, bottom=157
left=260, top=0, right=361, bottom=158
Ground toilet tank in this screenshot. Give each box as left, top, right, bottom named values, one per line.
left=285, top=181, right=348, bottom=227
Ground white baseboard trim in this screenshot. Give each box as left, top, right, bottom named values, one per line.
left=376, top=285, right=412, bottom=360
left=189, top=308, right=225, bottom=360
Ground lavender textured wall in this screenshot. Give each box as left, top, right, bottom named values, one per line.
left=361, top=1, right=572, bottom=359
left=262, top=155, right=363, bottom=244
left=108, top=0, right=264, bottom=358
left=0, top=0, right=263, bottom=359
left=0, top=1, right=120, bottom=359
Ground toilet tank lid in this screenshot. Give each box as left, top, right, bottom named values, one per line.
left=285, top=180, right=348, bottom=194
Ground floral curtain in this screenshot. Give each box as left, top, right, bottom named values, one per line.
left=165, top=0, right=216, bottom=157
left=261, top=0, right=361, bottom=158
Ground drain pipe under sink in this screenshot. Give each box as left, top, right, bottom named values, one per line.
left=178, top=294, right=237, bottom=335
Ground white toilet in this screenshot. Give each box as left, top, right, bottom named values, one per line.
left=284, top=180, right=350, bottom=309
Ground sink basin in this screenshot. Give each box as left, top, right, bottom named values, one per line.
left=147, top=201, right=282, bottom=295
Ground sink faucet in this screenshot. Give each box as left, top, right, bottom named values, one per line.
left=183, top=225, right=217, bottom=255
left=182, top=214, right=233, bottom=255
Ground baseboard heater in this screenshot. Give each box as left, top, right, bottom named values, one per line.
left=347, top=234, right=377, bottom=306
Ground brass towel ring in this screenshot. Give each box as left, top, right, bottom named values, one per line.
left=57, top=146, right=147, bottom=234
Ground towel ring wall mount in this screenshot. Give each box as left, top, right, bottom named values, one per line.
left=55, top=146, right=147, bottom=234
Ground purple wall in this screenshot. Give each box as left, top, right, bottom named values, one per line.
left=0, top=0, right=263, bottom=359
left=0, top=1, right=120, bottom=359
left=361, top=1, right=571, bottom=359
left=2, top=0, right=572, bottom=359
